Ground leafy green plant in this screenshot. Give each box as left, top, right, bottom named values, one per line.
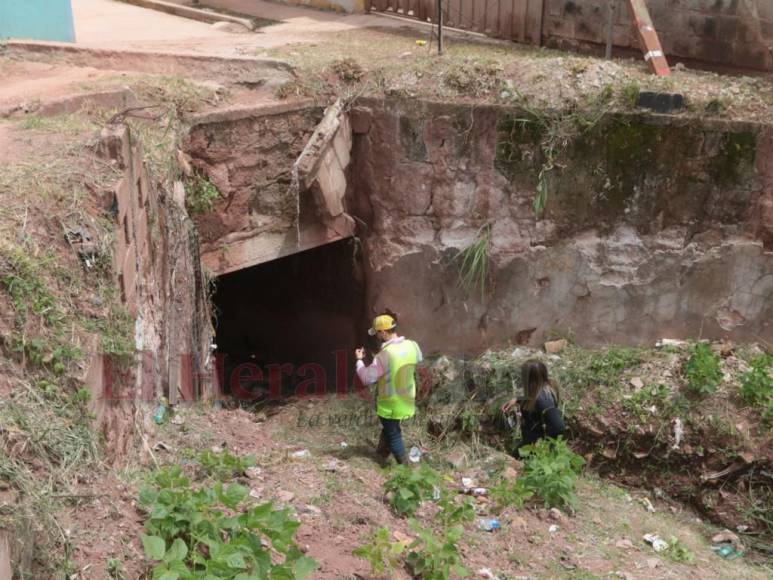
left=683, top=343, right=722, bottom=396
left=665, top=536, right=694, bottom=564
left=454, top=226, right=491, bottom=299
left=186, top=172, right=221, bottom=214
left=196, top=449, right=256, bottom=480
left=518, top=437, right=585, bottom=511
left=106, top=557, right=126, bottom=580
left=434, top=494, right=475, bottom=527
left=488, top=476, right=533, bottom=513
left=405, top=520, right=468, bottom=580
left=740, top=354, right=773, bottom=426
left=383, top=464, right=444, bottom=517
left=352, top=527, right=406, bottom=577
left=138, top=465, right=316, bottom=579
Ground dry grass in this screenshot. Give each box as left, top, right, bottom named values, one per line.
left=261, top=26, right=773, bottom=122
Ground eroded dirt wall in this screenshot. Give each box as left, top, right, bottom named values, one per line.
left=349, top=99, right=773, bottom=354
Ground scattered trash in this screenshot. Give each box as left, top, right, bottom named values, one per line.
left=548, top=524, right=559, bottom=534
left=643, top=533, right=668, bottom=552
left=465, top=487, right=489, bottom=497
left=152, top=441, right=172, bottom=452
left=711, top=529, right=744, bottom=556
left=478, top=518, right=501, bottom=532
left=461, top=477, right=475, bottom=489
left=736, top=525, right=749, bottom=533
left=249, top=488, right=261, bottom=499
left=656, top=338, right=688, bottom=348
left=712, top=544, right=742, bottom=560
left=339, top=441, right=348, bottom=449
left=211, top=443, right=226, bottom=454
left=290, top=449, right=310, bottom=459
left=639, top=497, right=656, bottom=513
left=672, top=418, right=684, bottom=449
left=171, top=414, right=184, bottom=426
left=477, top=568, right=500, bottom=579
left=653, top=487, right=666, bottom=499
left=432, top=486, right=441, bottom=501
left=415, top=40, right=427, bottom=46
left=629, top=376, right=644, bottom=390
left=153, top=398, right=169, bottom=425
left=409, top=446, right=422, bottom=463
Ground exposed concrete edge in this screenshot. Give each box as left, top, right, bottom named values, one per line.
left=294, top=98, right=345, bottom=189
left=0, top=88, right=137, bottom=119
left=116, top=0, right=255, bottom=30
left=0, top=40, right=293, bottom=74
left=187, top=99, right=317, bottom=127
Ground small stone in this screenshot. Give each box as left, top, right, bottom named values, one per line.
left=249, top=488, right=262, bottom=499
left=646, top=558, right=660, bottom=569
left=629, top=377, right=644, bottom=390
left=548, top=508, right=564, bottom=521
left=300, top=504, right=321, bottom=516
left=253, top=412, right=267, bottom=423
left=544, top=339, right=568, bottom=354
left=277, top=490, right=295, bottom=502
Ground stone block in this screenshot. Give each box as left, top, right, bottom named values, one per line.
left=636, top=91, right=685, bottom=113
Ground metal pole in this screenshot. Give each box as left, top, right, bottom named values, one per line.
left=437, top=0, right=444, bottom=55
left=605, top=0, right=615, bottom=59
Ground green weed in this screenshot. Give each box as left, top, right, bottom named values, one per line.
left=383, top=464, right=444, bottom=517
left=454, top=225, right=491, bottom=299
left=433, top=494, right=475, bottom=527
left=138, top=465, right=316, bottom=578
left=620, top=82, right=641, bottom=108
left=683, top=343, right=722, bottom=396
left=185, top=172, right=221, bottom=214
left=664, top=536, right=694, bottom=564
left=489, top=476, right=533, bottom=513
left=352, top=527, right=406, bottom=577
left=518, top=437, right=585, bottom=511
left=196, top=449, right=256, bottom=480
left=405, top=519, right=468, bottom=580
left=739, top=355, right=772, bottom=425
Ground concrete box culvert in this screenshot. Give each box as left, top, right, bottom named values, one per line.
left=180, top=98, right=772, bottom=388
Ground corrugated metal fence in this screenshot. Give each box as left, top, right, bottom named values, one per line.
left=366, top=0, right=545, bottom=44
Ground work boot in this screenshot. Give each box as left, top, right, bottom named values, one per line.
left=376, top=432, right=390, bottom=459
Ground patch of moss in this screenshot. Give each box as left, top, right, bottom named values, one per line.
left=711, top=131, right=756, bottom=185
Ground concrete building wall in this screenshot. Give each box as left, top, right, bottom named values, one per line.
left=0, top=0, right=75, bottom=42
left=543, top=0, right=773, bottom=71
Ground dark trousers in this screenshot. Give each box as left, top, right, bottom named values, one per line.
left=379, top=417, right=406, bottom=462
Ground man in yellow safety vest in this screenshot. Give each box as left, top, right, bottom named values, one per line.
left=355, top=311, right=422, bottom=465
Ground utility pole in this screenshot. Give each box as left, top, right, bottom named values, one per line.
left=436, top=0, right=443, bottom=55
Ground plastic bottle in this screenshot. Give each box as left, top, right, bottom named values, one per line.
left=478, top=518, right=501, bottom=532
left=409, top=446, right=422, bottom=463
left=153, top=398, right=169, bottom=425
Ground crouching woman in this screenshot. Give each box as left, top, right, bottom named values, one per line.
left=500, top=359, right=565, bottom=453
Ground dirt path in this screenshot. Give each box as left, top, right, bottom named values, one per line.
left=63, top=395, right=771, bottom=579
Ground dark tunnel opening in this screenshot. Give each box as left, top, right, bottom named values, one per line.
left=212, top=238, right=368, bottom=405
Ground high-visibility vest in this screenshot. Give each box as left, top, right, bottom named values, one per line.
left=376, top=340, right=420, bottom=420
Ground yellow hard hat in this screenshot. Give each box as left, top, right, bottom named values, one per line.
left=368, top=314, right=396, bottom=336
